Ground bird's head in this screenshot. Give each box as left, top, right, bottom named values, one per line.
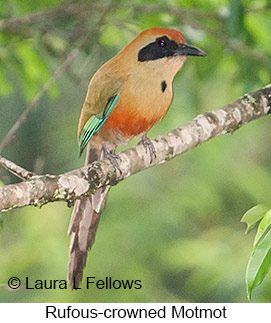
left=116, top=27, right=206, bottom=79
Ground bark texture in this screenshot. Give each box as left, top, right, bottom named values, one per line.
left=0, top=85, right=270, bottom=213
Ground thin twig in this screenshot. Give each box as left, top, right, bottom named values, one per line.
left=0, top=4, right=112, bottom=153
left=0, top=48, right=79, bottom=153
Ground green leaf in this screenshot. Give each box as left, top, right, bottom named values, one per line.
left=246, top=230, right=271, bottom=299
left=241, top=204, right=271, bottom=234
left=254, top=209, right=271, bottom=248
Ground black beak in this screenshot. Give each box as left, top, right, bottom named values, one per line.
left=175, top=43, right=207, bottom=57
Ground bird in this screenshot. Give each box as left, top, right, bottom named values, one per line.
left=67, top=27, right=206, bottom=289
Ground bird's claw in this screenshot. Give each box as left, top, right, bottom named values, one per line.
left=139, top=137, right=157, bottom=163
left=107, top=154, right=122, bottom=174
left=102, top=145, right=122, bottom=174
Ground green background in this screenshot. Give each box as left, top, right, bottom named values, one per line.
left=0, top=0, right=271, bottom=302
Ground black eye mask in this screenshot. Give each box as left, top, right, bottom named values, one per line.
left=138, top=36, right=179, bottom=62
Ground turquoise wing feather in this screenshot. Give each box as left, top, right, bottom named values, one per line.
left=79, top=94, right=120, bottom=156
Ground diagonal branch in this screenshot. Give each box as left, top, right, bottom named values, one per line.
left=0, top=4, right=112, bottom=153
left=0, top=48, right=80, bottom=153
left=0, top=155, right=34, bottom=180
left=0, top=84, right=270, bottom=213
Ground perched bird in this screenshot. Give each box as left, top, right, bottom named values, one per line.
left=68, top=27, right=206, bottom=289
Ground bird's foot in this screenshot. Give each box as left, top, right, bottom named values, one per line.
left=102, top=145, right=122, bottom=174
left=138, top=136, right=157, bottom=163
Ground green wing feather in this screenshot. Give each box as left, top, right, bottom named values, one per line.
left=79, top=94, right=120, bottom=156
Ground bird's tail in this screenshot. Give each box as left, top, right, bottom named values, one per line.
left=67, top=143, right=113, bottom=289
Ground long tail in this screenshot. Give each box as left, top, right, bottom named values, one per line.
left=67, top=142, right=113, bottom=289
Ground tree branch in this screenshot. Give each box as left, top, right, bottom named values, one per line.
left=0, top=85, right=270, bottom=213
left=0, top=48, right=80, bottom=153
left=0, top=155, right=34, bottom=180
left=0, top=4, right=112, bottom=154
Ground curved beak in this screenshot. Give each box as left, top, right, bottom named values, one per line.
left=175, top=43, right=207, bottom=57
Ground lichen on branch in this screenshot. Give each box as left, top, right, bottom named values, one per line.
left=0, top=84, right=270, bottom=213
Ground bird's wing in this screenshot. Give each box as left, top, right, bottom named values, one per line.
left=79, top=94, right=120, bottom=155
left=77, top=70, right=123, bottom=155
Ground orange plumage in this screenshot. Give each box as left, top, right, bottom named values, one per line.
left=68, top=27, right=206, bottom=289
left=78, top=28, right=192, bottom=145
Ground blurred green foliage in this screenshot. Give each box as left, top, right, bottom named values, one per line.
left=242, top=205, right=271, bottom=299
left=0, top=0, right=271, bottom=303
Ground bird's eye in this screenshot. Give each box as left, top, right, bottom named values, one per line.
left=158, top=39, right=166, bottom=48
